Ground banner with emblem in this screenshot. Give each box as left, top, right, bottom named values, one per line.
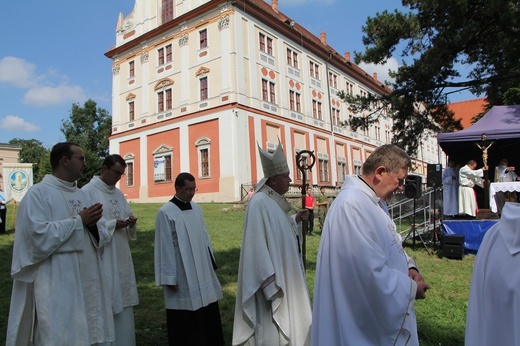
left=2, top=163, right=34, bottom=202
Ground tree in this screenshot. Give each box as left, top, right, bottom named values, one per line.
left=61, top=99, right=112, bottom=186
left=344, top=0, right=520, bottom=154
left=8, top=138, right=50, bottom=183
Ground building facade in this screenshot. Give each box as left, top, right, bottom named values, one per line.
left=105, top=0, right=442, bottom=203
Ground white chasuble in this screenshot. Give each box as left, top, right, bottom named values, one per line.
left=7, top=174, right=114, bottom=346
left=233, top=185, right=312, bottom=346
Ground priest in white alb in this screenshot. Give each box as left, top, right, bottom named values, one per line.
left=442, top=160, right=458, bottom=217
left=82, top=154, right=139, bottom=345
left=466, top=202, right=520, bottom=345
left=6, top=142, right=114, bottom=345
left=458, top=159, right=487, bottom=218
left=233, top=141, right=312, bottom=346
left=311, top=144, right=430, bottom=346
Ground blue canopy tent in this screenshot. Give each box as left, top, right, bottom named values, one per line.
left=437, top=105, right=520, bottom=209
left=437, top=105, right=520, bottom=176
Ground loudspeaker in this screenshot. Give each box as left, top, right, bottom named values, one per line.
left=427, top=164, right=442, bottom=187
left=441, top=234, right=464, bottom=259
left=404, top=175, right=422, bottom=199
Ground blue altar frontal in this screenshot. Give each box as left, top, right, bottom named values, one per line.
left=442, top=220, right=498, bottom=252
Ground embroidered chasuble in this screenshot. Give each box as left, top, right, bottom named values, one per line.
left=233, top=184, right=312, bottom=346
left=6, top=174, right=114, bottom=345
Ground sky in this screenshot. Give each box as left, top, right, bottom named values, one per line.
left=0, top=0, right=474, bottom=148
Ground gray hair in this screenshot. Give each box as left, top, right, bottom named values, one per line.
left=362, top=144, right=411, bottom=175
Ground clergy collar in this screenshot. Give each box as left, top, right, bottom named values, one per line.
left=171, top=195, right=192, bottom=211
left=258, top=184, right=293, bottom=214
left=174, top=195, right=189, bottom=203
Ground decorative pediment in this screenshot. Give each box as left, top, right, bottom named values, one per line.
left=154, top=78, right=174, bottom=90
left=196, top=66, right=210, bottom=77
left=124, top=153, right=135, bottom=160
left=152, top=144, right=173, bottom=155
left=126, top=93, right=136, bottom=101
left=195, top=137, right=211, bottom=146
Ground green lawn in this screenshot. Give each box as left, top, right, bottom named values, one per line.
left=0, top=203, right=473, bottom=345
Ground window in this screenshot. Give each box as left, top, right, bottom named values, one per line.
left=200, top=77, right=208, bottom=100
left=162, top=0, right=174, bottom=23
left=287, top=48, right=298, bottom=68
left=375, top=124, right=381, bottom=141
left=346, top=81, right=354, bottom=95
left=312, top=100, right=322, bottom=120
left=319, top=158, right=330, bottom=182
left=157, top=44, right=172, bottom=66
left=289, top=90, right=301, bottom=112
left=158, top=92, right=164, bottom=112
left=166, top=44, right=172, bottom=63
left=200, top=149, right=209, bottom=177
left=129, top=61, right=135, bottom=78
left=332, top=107, right=340, bottom=126
left=166, top=89, right=172, bottom=110
left=126, top=161, right=134, bottom=186
left=328, top=72, right=338, bottom=89
left=157, top=88, right=173, bottom=112
left=310, top=61, right=320, bottom=79
left=262, top=79, right=276, bottom=103
left=154, top=153, right=172, bottom=182
left=337, top=161, right=346, bottom=183
left=129, top=101, right=135, bottom=121
left=196, top=137, right=211, bottom=178
left=158, top=48, right=164, bottom=65
left=259, top=33, right=273, bottom=55
left=200, top=29, right=208, bottom=49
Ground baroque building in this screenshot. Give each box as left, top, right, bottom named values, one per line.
left=105, top=0, right=441, bottom=202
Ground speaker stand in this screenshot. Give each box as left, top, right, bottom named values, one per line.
left=404, top=198, right=432, bottom=255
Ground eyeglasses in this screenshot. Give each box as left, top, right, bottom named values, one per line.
left=184, top=187, right=198, bottom=193
left=110, top=168, right=125, bottom=176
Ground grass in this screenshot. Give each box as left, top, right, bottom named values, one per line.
left=0, top=203, right=474, bottom=345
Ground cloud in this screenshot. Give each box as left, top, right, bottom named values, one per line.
left=23, top=84, right=86, bottom=107
left=0, top=56, right=86, bottom=106
left=358, top=57, right=399, bottom=85
left=0, top=115, right=40, bottom=132
left=0, top=56, right=39, bottom=88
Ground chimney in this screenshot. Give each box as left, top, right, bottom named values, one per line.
left=320, top=32, right=327, bottom=45
left=272, top=0, right=279, bottom=13
left=373, top=72, right=378, bottom=80
left=344, top=52, right=351, bottom=62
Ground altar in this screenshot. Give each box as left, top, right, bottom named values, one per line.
left=489, top=181, right=520, bottom=213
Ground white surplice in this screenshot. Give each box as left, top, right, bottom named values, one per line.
left=6, top=174, right=114, bottom=346
left=82, top=176, right=139, bottom=345
left=311, top=175, right=418, bottom=346
left=154, top=200, right=222, bottom=310
left=442, top=166, right=459, bottom=216
left=458, top=165, right=484, bottom=216
left=465, top=203, right=520, bottom=345
left=232, top=184, right=312, bottom=346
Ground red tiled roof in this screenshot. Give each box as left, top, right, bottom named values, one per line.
left=447, top=98, right=487, bottom=129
